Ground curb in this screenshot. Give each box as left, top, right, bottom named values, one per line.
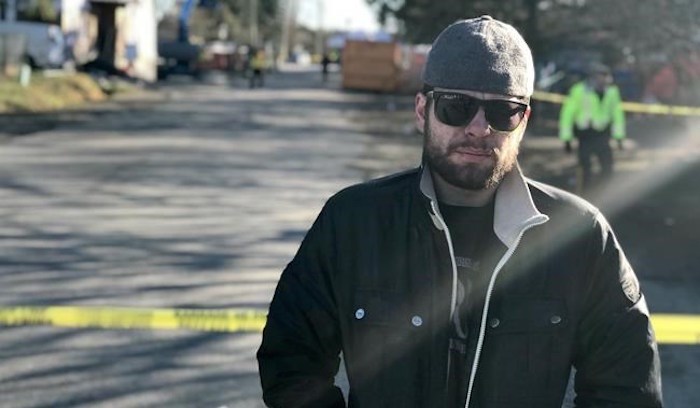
left=0, top=88, right=167, bottom=137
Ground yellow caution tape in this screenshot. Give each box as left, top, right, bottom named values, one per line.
left=532, top=90, right=568, bottom=105
left=650, top=314, right=700, bottom=345
left=0, top=306, right=267, bottom=333
left=0, top=307, right=697, bottom=344
left=532, top=90, right=700, bottom=117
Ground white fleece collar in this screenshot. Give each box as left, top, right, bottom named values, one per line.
left=419, top=164, right=549, bottom=248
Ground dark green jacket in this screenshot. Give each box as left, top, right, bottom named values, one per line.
left=258, top=166, right=662, bottom=408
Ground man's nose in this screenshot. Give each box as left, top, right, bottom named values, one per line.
left=465, top=107, right=491, bottom=137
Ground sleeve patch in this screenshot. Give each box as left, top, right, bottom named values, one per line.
left=620, top=259, right=641, bottom=304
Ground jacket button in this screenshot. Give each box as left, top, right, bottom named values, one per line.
left=411, top=315, right=423, bottom=327
left=550, top=315, right=562, bottom=325
left=489, top=318, right=500, bottom=328
left=355, top=308, right=365, bottom=320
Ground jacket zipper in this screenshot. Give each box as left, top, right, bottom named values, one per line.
left=429, top=200, right=459, bottom=384
left=429, top=201, right=459, bottom=319
left=463, top=217, right=548, bottom=408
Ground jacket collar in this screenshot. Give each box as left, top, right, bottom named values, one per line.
left=419, top=164, right=549, bottom=248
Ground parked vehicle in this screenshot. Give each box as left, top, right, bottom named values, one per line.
left=0, top=21, right=66, bottom=68
left=157, top=40, right=201, bottom=79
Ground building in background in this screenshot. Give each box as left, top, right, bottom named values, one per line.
left=62, top=0, right=157, bottom=81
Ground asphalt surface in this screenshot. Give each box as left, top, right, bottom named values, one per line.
left=0, top=66, right=698, bottom=407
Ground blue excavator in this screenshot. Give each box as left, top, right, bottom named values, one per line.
left=157, top=0, right=217, bottom=79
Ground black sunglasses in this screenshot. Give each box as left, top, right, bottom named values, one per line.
left=427, top=91, right=529, bottom=132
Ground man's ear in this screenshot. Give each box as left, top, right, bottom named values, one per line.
left=514, top=105, right=532, bottom=143
left=415, top=93, right=427, bottom=134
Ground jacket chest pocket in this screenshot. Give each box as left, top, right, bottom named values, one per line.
left=478, top=297, right=571, bottom=404
left=346, top=289, right=427, bottom=407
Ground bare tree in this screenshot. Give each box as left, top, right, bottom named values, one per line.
left=366, top=0, right=699, bottom=61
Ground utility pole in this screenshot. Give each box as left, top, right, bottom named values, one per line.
left=6, top=0, right=17, bottom=21
left=249, top=0, right=259, bottom=47
left=315, top=0, right=324, bottom=56
left=278, top=0, right=297, bottom=65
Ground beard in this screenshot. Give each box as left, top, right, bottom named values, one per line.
left=423, top=115, right=520, bottom=191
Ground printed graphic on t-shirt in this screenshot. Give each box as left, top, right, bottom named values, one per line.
left=455, top=256, right=480, bottom=271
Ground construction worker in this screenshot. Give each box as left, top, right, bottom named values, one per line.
left=249, top=49, right=267, bottom=89
left=321, top=52, right=331, bottom=82
left=559, top=63, right=625, bottom=192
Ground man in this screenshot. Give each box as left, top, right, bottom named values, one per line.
left=321, top=52, right=332, bottom=82
left=258, top=16, right=662, bottom=408
left=249, top=49, right=267, bottom=89
left=559, top=63, right=626, bottom=191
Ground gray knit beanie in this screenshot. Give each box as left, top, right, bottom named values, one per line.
left=422, top=15, right=535, bottom=98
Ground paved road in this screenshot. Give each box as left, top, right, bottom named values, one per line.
left=0, top=68, right=421, bottom=408
left=0, top=67, right=698, bottom=407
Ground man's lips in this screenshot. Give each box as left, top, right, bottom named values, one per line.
left=453, top=147, right=493, bottom=157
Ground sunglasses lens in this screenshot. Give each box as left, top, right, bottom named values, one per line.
left=484, top=101, right=527, bottom=131
left=432, top=92, right=527, bottom=131
left=434, top=94, right=478, bottom=127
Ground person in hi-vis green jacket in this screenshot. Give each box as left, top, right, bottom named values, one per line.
left=559, top=63, right=625, bottom=190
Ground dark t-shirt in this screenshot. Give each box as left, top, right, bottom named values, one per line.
left=439, top=200, right=507, bottom=407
